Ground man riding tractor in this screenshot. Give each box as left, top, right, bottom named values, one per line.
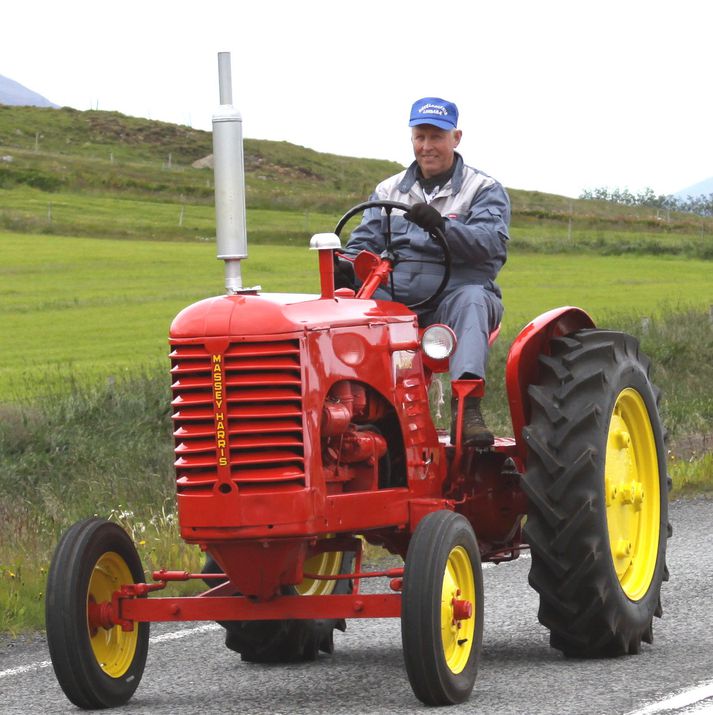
left=336, top=96, right=510, bottom=447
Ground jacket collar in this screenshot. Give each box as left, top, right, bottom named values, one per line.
left=398, top=152, right=465, bottom=195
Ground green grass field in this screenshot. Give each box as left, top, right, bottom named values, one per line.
left=4, top=183, right=713, bottom=259
left=2, top=229, right=711, bottom=400
left=0, top=185, right=342, bottom=243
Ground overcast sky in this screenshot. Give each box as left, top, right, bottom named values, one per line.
left=3, top=0, right=711, bottom=198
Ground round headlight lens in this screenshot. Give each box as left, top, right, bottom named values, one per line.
left=421, top=324, right=456, bottom=360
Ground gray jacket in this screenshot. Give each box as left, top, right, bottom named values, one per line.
left=346, top=153, right=510, bottom=305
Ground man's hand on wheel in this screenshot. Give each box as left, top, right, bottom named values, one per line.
left=404, top=202, right=445, bottom=233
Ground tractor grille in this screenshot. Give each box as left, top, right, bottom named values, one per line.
left=171, top=340, right=305, bottom=491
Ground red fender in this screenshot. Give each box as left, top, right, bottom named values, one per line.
left=506, top=306, right=595, bottom=462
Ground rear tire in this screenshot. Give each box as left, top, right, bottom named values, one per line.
left=203, top=549, right=353, bottom=662
left=45, top=518, right=149, bottom=709
left=522, top=329, right=669, bottom=656
left=401, top=511, right=483, bottom=705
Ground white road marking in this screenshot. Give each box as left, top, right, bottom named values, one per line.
left=0, top=623, right=221, bottom=680
left=625, top=679, right=713, bottom=715
left=0, top=660, right=52, bottom=679
left=148, top=623, right=221, bottom=643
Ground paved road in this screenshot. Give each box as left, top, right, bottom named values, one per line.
left=1, top=497, right=712, bottom=715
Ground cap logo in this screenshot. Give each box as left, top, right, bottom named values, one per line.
left=419, top=103, right=448, bottom=116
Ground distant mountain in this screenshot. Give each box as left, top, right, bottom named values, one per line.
left=674, top=176, right=713, bottom=199
left=0, top=75, right=58, bottom=108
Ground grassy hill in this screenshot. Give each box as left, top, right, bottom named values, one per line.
left=0, top=105, right=401, bottom=208
left=1, top=105, right=712, bottom=255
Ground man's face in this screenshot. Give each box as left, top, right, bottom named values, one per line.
left=411, top=124, right=462, bottom=179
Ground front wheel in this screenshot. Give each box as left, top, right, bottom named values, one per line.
left=522, top=329, right=670, bottom=657
left=45, top=518, right=150, bottom=709
left=401, top=510, right=484, bottom=705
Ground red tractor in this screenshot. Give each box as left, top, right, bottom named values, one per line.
left=44, top=55, right=669, bottom=709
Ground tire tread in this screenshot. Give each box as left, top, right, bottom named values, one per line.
left=523, top=329, right=670, bottom=657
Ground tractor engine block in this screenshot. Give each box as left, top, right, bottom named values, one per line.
left=321, top=380, right=390, bottom=493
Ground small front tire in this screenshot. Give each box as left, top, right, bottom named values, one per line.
left=401, top=510, right=484, bottom=705
left=45, top=517, right=149, bottom=709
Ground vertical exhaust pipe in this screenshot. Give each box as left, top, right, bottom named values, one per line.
left=213, top=52, right=248, bottom=293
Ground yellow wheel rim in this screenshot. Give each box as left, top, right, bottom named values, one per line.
left=440, top=545, right=476, bottom=674
left=295, top=551, right=343, bottom=596
left=87, top=552, right=139, bottom=677
left=605, top=388, right=660, bottom=601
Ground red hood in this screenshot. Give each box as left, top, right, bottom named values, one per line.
left=170, top=292, right=416, bottom=339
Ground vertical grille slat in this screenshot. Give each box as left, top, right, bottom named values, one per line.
left=171, top=339, right=305, bottom=492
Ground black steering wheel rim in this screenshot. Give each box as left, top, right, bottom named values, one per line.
left=334, top=200, right=452, bottom=310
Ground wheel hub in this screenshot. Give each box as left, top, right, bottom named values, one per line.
left=451, top=596, right=473, bottom=622
left=87, top=551, right=139, bottom=678
left=441, top=546, right=476, bottom=674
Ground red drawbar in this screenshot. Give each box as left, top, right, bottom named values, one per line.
left=121, top=593, right=401, bottom=623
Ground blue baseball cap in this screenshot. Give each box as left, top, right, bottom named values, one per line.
left=409, top=97, right=459, bottom=131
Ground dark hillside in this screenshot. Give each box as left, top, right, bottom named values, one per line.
left=0, top=106, right=404, bottom=212
left=0, top=105, right=402, bottom=186
left=0, top=106, right=211, bottom=163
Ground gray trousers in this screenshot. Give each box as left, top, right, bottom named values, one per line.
left=415, top=284, right=503, bottom=380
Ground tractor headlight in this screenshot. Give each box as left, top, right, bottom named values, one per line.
left=421, top=324, right=456, bottom=360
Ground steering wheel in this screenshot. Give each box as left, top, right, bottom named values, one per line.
left=334, top=200, right=452, bottom=310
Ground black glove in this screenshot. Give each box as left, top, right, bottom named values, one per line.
left=404, top=202, right=445, bottom=233
left=333, top=254, right=355, bottom=289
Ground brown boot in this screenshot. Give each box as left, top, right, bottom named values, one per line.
left=451, top=396, right=494, bottom=448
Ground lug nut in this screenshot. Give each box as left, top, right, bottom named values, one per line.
left=619, top=480, right=644, bottom=507
left=616, top=431, right=631, bottom=449
left=615, top=539, right=633, bottom=559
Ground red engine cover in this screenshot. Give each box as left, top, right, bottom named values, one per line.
left=169, top=292, right=446, bottom=547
